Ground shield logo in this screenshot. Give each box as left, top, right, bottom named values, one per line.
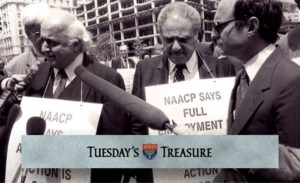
left=142, top=143, right=157, bottom=160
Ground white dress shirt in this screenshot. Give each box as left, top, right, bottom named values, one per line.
left=244, top=44, right=276, bottom=83
left=53, top=53, right=83, bottom=93
left=168, top=51, right=200, bottom=83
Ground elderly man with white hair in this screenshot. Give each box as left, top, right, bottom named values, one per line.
left=4, top=3, right=50, bottom=76
left=26, top=8, right=131, bottom=182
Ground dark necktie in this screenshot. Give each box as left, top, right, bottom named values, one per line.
left=173, top=64, right=186, bottom=82
left=235, top=68, right=249, bottom=111
left=123, top=59, right=128, bottom=68
left=53, top=69, right=67, bottom=98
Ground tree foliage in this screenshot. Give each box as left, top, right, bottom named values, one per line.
left=89, top=32, right=116, bottom=62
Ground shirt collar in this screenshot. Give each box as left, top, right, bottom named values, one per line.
left=169, top=51, right=198, bottom=74
left=54, top=53, right=84, bottom=81
left=244, top=44, right=276, bottom=82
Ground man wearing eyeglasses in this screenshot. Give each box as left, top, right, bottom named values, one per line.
left=4, top=3, right=49, bottom=77
left=213, top=0, right=300, bottom=182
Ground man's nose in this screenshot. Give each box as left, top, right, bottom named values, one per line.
left=171, top=40, right=181, bottom=51
left=41, top=41, right=50, bottom=53
left=211, top=28, right=220, bottom=40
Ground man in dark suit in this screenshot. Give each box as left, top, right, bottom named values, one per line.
left=213, top=0, right=300, bottom=182
left=130, top=2, right=236, bottom=182
left=25, top=8, right=131, bottom=182
left=132, top=2, right=236, bottom=134
left=112, top=44, right=135, bottom=69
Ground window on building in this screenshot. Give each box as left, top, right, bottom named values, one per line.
left=86, top=1, right=94, bottom=11
left=98, top=0, right=105, bottom=6
left=87, top=11, right=96, bottom=19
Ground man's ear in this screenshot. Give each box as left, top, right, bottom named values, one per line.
left=247, top=17, right=259, bottom=37
left=71, top=39, right=81, bottom=52
left=159, top=34, right=164, bottom=45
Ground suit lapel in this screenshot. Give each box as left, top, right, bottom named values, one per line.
left=227, top=74, right=240, bottom=133
left=194, top=42, right=217, bottom=79
left=154, top=54, right=169, bottom=84
left=58, top=54, right=92, bottom=101
left=229, top=47, right=283, bottom=134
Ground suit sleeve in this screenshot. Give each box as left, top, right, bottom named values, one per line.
left=275, top=76, right=300, bottom=148
left=248, top=145, right=300, bottom=181
left=249, top=75, right=300, bottom=181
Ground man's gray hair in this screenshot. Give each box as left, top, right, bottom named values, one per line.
left=44, top=8, right=93, bottom=52
left=22, top=3, right=50, bottom=27
left=157, top=2, right=202, bottom=35
left=66, top=18, right=93, bottom=51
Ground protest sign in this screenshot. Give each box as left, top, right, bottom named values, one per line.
left=117, top=68, right=135, bottom=93
left=5, top=96, right=102, bottom=183
left=145, top=77, right=235, bottom=183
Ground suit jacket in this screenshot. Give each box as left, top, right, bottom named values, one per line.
left=26, top=53, right=131, bottom=182
left=4, top=47, right=45, bottom=77
left=216, top=47, right=300, bottom=182
left=112, top=57, right=135, bottom=70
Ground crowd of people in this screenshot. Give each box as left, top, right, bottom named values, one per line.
left=0, top=0, right=300, bottom=182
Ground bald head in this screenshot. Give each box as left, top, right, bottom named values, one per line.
left=157, top=2, right=201, bottom=35
left=214, top=0, right=237, bottom=23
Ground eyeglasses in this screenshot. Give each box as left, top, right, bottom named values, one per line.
left=214, top=19, right=236, bottom=34
left=28, top=31, right=41, bottom=39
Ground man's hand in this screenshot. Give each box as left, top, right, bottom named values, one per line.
left=4, top=75, right=26, bottom=92
left=172, top=123, right=198, bottom=135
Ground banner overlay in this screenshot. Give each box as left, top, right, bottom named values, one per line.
left=22, top=135, right=278, bottom=168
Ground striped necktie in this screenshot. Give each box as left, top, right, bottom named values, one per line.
left=235, top=68, right=249, bottom=111
left=173, top=64, right=186, bottom=82
left=53, top=69, right=67, bottom=98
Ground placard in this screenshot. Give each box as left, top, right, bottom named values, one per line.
left=5, top=96, right=102, bottom=183
left=145, top=77, right=235, bottom=183
left=117, top=68, right=135, bottom=92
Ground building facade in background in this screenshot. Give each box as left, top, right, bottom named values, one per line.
left=1, top=0, right=299, bottom=61
left=0, top=0, right=76, bottom=61
left=76, top=0, right=219, bottom=56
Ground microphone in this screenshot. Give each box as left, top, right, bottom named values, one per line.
left=0, top=65, right=38, bottom=110
left=18, top=117, right=46, bottom=183
left=26, top=116, right=46, bottom=135
left=74, top=65, right=175, bottom=132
